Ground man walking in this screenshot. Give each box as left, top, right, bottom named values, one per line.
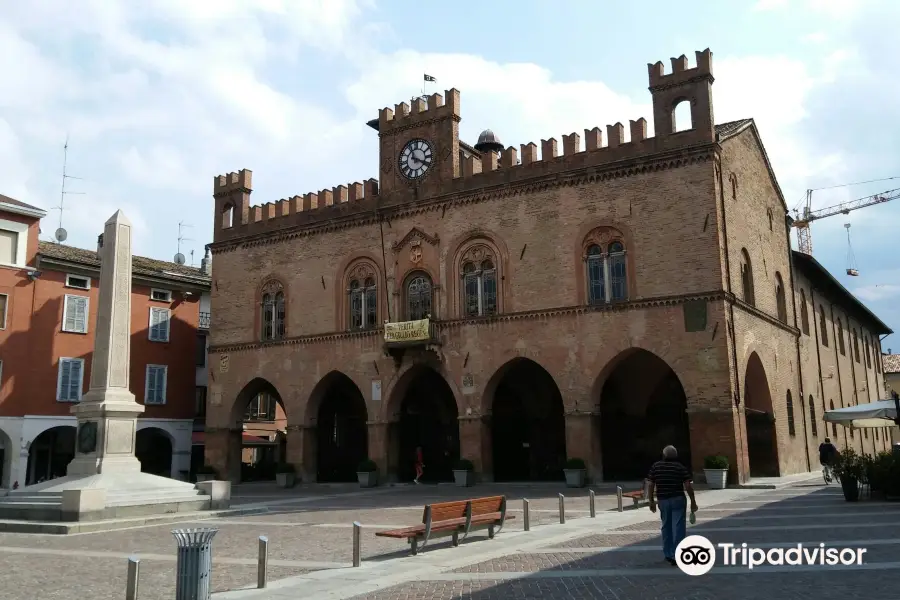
left=819, top=437, right=838, bottom=483
left=648, top=445, right=699, bottom=566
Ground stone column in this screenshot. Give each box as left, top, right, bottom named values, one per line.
left=458, top=415, right=492, bottom=481
left=285, top=425, right=316, bottom=483
left=203, top=427, right=240, bottom=482
left=564, top=411, right=602, bottom=483
left=687, top=406, right=745, bottom=484
left=67, top=211, right=146, bottom=477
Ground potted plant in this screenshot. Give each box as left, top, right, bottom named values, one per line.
left=703, top=455, right=729, bottom=489
left=833, top=447, right=864, bottom=502
left=563, top=458, right=586, bottom=488
left=195, top=464, right=217, bottom=483
left=453, top=458, right=475, bottom=487
left=357, top=459, right=378, bottom=488
left=275, top=463, right=296, bottom=488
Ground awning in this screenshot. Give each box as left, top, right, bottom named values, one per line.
left=191, top=432, right=275, bottom=445
left=823, top=399, right=899, bottom=429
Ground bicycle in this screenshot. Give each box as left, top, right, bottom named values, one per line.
left=822, top=463, right=834, bottom=484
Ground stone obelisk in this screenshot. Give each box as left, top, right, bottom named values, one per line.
left=66, top=210, right=146, bottom=476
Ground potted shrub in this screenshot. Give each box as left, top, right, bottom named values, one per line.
left=703, top=455, right=729, bottom=489
left=833, top=447, right=864, bottom=502
left=195, top=464, right=217, bottom=483
left=563, top=458, right=586, bottom=488
left=453, top=458, right=475, bottom=487
left=275, top=463, right=296, bottom=488
left=357, top=459, right=378, bottom=488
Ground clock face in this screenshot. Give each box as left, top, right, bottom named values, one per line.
left=399, top=138, right=434, bottom=180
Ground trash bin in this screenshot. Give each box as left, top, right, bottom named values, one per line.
left=172, top=528, right=219, bottom=600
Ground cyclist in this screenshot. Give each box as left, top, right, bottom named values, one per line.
left=819, top=437, right=838, bottom=483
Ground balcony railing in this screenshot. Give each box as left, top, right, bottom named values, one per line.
left=199, top=311, right=210, bottom=330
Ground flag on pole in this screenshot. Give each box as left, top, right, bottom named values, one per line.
left=424, top=74, right=436, bottom=82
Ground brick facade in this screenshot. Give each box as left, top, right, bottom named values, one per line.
left=204, top=48, right=894, bottom=485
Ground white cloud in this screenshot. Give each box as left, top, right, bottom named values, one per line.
left=854, top=284, right=900, bottom=303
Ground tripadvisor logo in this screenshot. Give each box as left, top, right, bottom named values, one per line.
left=676, top=535, right=867, bottom=576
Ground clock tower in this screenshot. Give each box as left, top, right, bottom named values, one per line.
left=372, top=89, right=461, bottom=198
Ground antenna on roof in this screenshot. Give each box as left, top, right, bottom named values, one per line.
left=175, top=221, right=193, bottom=265
left=52, top=134, right=85, bottom=244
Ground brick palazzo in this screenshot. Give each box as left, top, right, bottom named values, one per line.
left=200, top=48, right=893, bottom=486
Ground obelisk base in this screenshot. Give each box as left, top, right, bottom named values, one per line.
left=67, top=388, right=145, bottom=477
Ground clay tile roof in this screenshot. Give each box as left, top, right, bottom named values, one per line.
left=883, top=354, right=900, bottom=374
left=38, top=241, right=210, bottom=286
left=0, top=193, right=45, bottom=213
left=715, top=119, right=753, bottom=139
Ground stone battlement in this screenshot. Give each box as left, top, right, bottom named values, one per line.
left=648, top=49, right=713, bottom=90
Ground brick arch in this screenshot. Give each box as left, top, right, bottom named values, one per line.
left=479, top=356, right=566, bottom=416
left=444, top=228, right=512, bottom=317
left=304, top=370, right=370, bottom=426
left=228, top=376, right=288, bottom=425
left=333, top=251, right=385, bottom=330
left=573, top=220, right=638, bottom=304
left=304, top=370, right=370, bottom=483
left=382, top=360, right=463, bottom=422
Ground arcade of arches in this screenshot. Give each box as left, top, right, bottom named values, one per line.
left=210, top=351, right=789, bottom=484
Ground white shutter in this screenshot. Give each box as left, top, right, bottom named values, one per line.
left=150, top=308, right=170, bottom=341
left=58, top=358, right=82, bottom=401
left=0, top=230, right=17, bottom=264
left=146, top=365, right=157, bottom=402
left=64, top=296, right=89, bottom=333
left=156, top=366, right=167, bottom=403
left=58, top=359, right=72, bottom=400
left=69, top=360, right=83, bottom=401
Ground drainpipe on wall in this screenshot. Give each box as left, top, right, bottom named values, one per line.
left=828, top=303, right=850, bottom=450
left=810, top=289, right=827, bottom=443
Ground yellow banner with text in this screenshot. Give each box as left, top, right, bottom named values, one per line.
left=384, top=319, right=430, bottom=343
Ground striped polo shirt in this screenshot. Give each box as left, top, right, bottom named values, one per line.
left=648, top=458, right=692, bottom=500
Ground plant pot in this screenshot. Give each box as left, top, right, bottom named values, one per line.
left=704, top=468, right=728, bottom=490
left=357, top=471, right=378, bottom=488
left=564, top=469, right=586, bottom=488
left=196, top=473, right=215, bottom=483
left=453, top=469, right=474, bottom=487
left=276, top=472, right=296, bottom=488
left=840, top=476, right=860, bottom=502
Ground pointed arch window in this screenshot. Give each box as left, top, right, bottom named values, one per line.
left=799, top=289, right=810, bottom=335
left=829, top=400, right=837, bottom=437
left=260, top=279, right=285, bottom=341
left=865, top=336, right=872, bottom=369
left=819, top=306, right=829, bottom=347
left=740, top=249, right=755, bottom=306
left=585, top=238, right=628, bottom=305
left=852, top=328, right=860, bottom=363
left=406, top=273, right=433, bottom=321
left=837, top=318, right=846, bottom=356
left=775, top=272, right=787, bottom=323
left=458, top=243, right=499, bottom=318
left=786, top=390, right=796, bottom=437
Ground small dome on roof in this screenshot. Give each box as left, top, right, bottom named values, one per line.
left=474, top=129, right=504, bottom=153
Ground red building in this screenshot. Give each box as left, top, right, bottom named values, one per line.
left=0, top=194, right=211, bottom=489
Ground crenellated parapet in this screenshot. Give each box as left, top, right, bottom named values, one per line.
left=212, top=168, right=379, bottom=242
left=379, top=89, right=461, bottom=132
left=452, top=48, right=716, bottom=191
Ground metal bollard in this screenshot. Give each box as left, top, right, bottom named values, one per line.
left=352, top=521, right=362, bottom=567
left=589, top=489, right=596, bottom=518
left=172, top=528, right=218, bottom=600
left=616, top=486, right=624, bottom=512
left=257, top=536, right=268, bottom=589
left=559, top=493, right=565, bottom=524
left=523, top=499, right=530, bottom=531
left=125, top=556, right=140, bottom=600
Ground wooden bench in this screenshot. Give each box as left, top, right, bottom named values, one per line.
left=375, top=495, right=513, bottom=555
left=617, top=479, right=650, bottom=510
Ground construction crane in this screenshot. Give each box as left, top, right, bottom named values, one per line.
left=792, top=186, right=900, bottom=274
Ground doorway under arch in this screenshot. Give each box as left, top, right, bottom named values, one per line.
left=229, top=378, right=288, bottom=482
left=312, top=372, right=369, bottom=483
left=26, top=426, right=76, bottom=485
left=0, top=428, right=12, bottom=488
left=488, top=358, right=567, bottom=482
left=394, top=366, right=460, bottom=483
left=599, top=349, right=692, bottom=480
left=744, top=352, right=780, bottom=477
left=136, top=427, right=174, bottom=477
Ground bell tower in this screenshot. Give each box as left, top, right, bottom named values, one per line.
left=374, top=89, right=461, bottom=197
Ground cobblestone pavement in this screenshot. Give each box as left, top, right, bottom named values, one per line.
left=341, top=483, right=900, bottom=599
left=0, top=481, right=633, bottom=599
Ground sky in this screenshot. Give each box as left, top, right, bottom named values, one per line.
left=1, top=0, right=899, bottom=348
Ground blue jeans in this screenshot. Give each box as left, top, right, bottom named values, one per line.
left=659, top=495, right=687, bottom=560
